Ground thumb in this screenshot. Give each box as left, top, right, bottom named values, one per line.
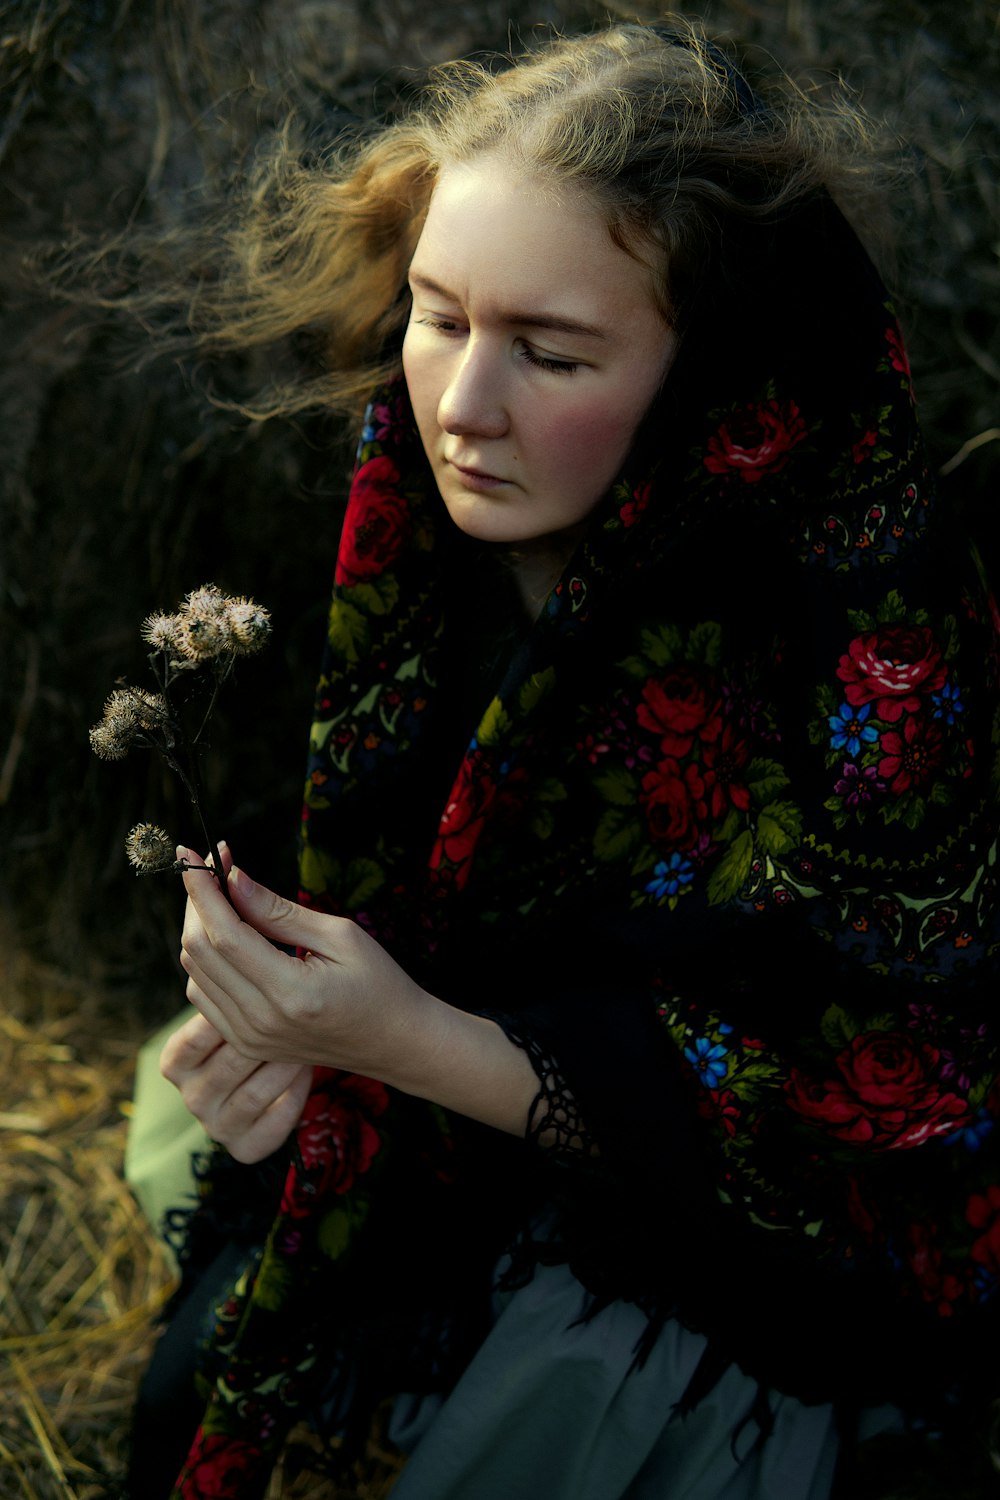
left=227, top=864, right=337, bottom=952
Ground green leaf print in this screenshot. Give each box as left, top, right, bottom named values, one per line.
left=344, top=857, right=385, bottom=910
left=531, top=807, right=556, bottom=840
left=318, top=1208, right=355, bottom=1260
left=328, top=600, right=368, bottom=664
left=593, top=766, right=638, bottom=807
left=518, top=669, right=556, bottom=714
left=686, top=620, right=723, bottom=668
left=756, top=800, right=803, bottom=857
left=477, top=698, right=512, bottom=747
left=252, top=1252, right=294, bottom=1313
left=706, top=829, right=754, bottom=905
left=639, top=623, right=685, bottom=667
left=876, top=589, right=907, bottom=624
left=351, top=575, right=400, bottom=617
left=820, top=1003, right=859, bottom=1049
left=746, top=758, right=790, bottom=804
left=940, top=613, right=960, bottom=661
left=299, top=844, right=334, bottom=897
left=594, top=806, right=643, bottom=862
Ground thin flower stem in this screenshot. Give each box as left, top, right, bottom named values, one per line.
left=192, top=673, right=224, bottom=747
left=161, top=749, right=237, bottom=912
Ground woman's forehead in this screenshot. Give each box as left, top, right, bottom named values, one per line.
left=410, top=159, right=665, bottom=333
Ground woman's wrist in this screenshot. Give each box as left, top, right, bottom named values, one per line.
left=382, top=992, right=541, bottom=1138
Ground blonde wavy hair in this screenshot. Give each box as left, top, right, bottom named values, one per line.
left=80, top=17, right=879, bottom=420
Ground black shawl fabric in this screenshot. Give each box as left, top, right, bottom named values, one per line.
left=168, top=199, right=1000, bottom=1497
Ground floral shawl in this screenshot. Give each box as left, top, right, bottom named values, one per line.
left=170, top=195, right=1000, bottom=1497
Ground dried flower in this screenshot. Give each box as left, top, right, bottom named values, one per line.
left=125, top=822, right=177, bottom=873
left=89, top=719, right=132, bottom=760
left=141, top=612, right=183, bottom=652
left=224, top=596, right=271, bottom=655
left=176, top=610, right=232, bottom=662
left=129, top=688, right=170, bottom=730
left=182, top=583, right=227, bottom=618
left=88, top=686, right=170, bottom=759
left=89, top=688, right=140, bottom=759
left=91, top=582, right=270, bottom=903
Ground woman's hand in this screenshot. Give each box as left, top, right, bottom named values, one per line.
left=160, top=1011, right=312, bottom=1163
left=173, top=842, right=543, bottom=1138
left=176, top=844, right=440, bottom=1083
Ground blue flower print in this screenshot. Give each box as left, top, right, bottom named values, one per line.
left=974, top=1265, right=998, bottom=1302
left=944, top=1111, right=994, bottom=1153
left=828, top=701, right=879, bottom=758
left=645, top=854, right=694, bottom=902
left=932, top=678, right=964, bottom=724
left=685, top=1036, right=729, bottom=1088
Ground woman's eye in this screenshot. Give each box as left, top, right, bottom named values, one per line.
left=415, top=315, right=462, bottom=333
left=518, top=343, right=579, bottom=376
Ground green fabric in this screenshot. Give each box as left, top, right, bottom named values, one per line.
left=125, top=1010, right=211, bottom=1267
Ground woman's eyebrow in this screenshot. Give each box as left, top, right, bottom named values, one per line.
left=408, top=270, right=608, bottom=340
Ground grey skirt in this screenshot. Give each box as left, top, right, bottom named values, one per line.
left=388, top=1260, right=903, bottom=1500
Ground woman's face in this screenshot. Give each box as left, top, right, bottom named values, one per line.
left=402, top=158, right=677, bottom=547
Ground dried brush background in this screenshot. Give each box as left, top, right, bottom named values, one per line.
left=0, top=0, right=998, bottom=1496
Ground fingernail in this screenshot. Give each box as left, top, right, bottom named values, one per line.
left=176, top=844, right=189, bottom=862
left=232, top=866, right=255, bottom=896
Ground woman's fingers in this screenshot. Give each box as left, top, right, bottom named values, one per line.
left=178, top=844, right=291, bottom=1047
left=160, top=1012, right=313, bottom=1163
left=217, top=1063, right=313, bottom=1163
left=160, top=1009, right=226, bottom=1072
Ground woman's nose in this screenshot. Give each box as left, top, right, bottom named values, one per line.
left=437, top=343, right=509, bottom=439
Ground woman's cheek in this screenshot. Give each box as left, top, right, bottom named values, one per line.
left=550, top=399, right=645, bottom=485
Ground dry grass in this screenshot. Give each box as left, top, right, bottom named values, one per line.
left=0, top=948, right=407, bottom=1500
left=0, top=952, right=175, bottom=1500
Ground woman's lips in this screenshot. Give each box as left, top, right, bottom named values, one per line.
left=448, top=460, right=509, bottom=491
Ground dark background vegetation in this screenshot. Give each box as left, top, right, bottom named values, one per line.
left=0, top=5, right=997, bottom=1496
left=1, top=0, right=997, bottom=1017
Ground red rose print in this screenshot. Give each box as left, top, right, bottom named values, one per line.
left=281, top=1072, right=389, bottom=1217
left=905, top=1221, right=965, bottom=1315
left=430, top=751, right=497, bottom=888
left=851, top=429, right=877, bottom=465
left=640, top=756, right=708, bottom=850
left=967, top=1184, right=1000, bottom=1274
left=696, top=1086, right=741, bottom=1137
left=703, top=399, right=807, bottom=484
left=177, top=1431, right=261, bottom=1499
left=637, top=670, right=722, bottom=757
left=877, top=713, right=946, bottom=795
left=620, top=482, right=651, bottom=528
left=785, top=1030, right=969, bottom=1150
left=886, top=324, right=912, bottom=382
left=335, top=456, right=410, bottom=586
left=700, top=722, right=751, bottom=816
left=836, top=625, right=946, bottom=721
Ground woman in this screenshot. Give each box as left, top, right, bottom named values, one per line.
left=130, top=18, right=1000, bottom=1499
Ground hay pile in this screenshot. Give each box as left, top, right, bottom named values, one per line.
left=0, top=951, right=407, bottom=1499
left=0, top=951, right=174, bottom=1500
